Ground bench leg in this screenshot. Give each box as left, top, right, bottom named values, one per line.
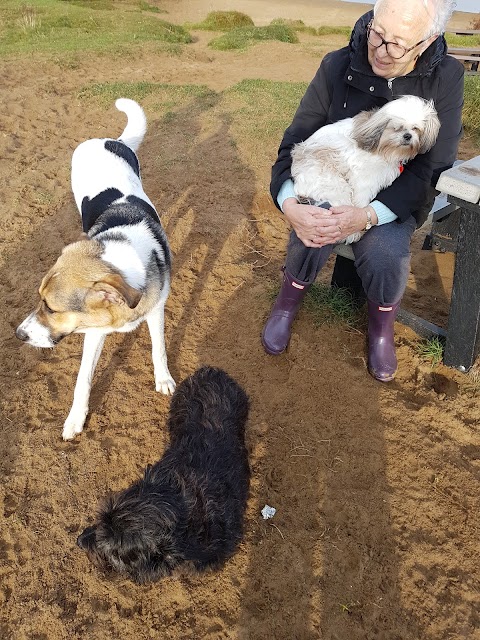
left=444, top=201, right=480, bottom=371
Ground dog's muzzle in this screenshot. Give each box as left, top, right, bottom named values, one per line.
left=77, top=525, right=97, bottom=550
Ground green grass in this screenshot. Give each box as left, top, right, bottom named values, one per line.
left=317, top=25, right=351, bottom=37
left=416, top=336, right=445, bottom=367
left=78, top=81, right=215, bottom=109
left=269, top=18, right=317, bottom=36
left=138, top=1, right=167, bottom=13
left=463, top=76, right=480, bottom=142
left=209, top=24, right=298, bottom=51
left=188, top=11, right=254, bottom=31
left=0, top=0, right=191, bottom=57
left=221, top=79, right=307, bottom=169
left=59, top=0, right=115, bottom=8
left=304, top=283, right=361, bottom=327
left=226, top=79, right=307, bottom=135
left=445, top=33, right=480, bottom=47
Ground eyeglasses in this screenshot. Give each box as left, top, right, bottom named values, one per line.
left=367, top=21, right=432, bottom=60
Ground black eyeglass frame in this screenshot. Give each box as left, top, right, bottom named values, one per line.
left=366, top=20, right=433, bottom=60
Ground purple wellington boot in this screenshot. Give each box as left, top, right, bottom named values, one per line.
left=262, top=268, right=311, bottom=355
left=367, top=299, right=401, bottom=382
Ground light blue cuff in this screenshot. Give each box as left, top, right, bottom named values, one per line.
left=370, top=200, right=398, bottom=225
left=277, top=179, right=297, bottom=213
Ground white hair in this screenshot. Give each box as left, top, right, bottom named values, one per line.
left=374, top=0, right=457, bottom=36
left=290, top=96, right=441, bottom=244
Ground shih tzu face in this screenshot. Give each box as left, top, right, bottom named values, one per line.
left=353, top=95, right=440, bottom=162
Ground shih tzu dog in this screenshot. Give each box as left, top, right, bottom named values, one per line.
left=77, top=366, right=250, bottom=584
left=291, top=95, right=440, bottom=243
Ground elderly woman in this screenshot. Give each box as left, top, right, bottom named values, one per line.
left=262, top=0, right=463, bottom=382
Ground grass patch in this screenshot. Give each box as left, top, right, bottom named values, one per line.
left=221, top=79, right=307, bottom=169
left=78, top=81, right=215, bottom=109
left=269, top=18, right=317, bottom=36
left=209, top=24, right=298, bottom=51
left=0, top=0, right=191, bottom=57
left=416, top=336, right=445, bottom=367
left=189, top=11, right=254, bottom=31
left=304, top=283, right=361, bottom=327
left=445, top=33, right=480, bottom=47
left=138, top=1, right=167, bottom=13
left=463, top=76, right=480, bottom=143
left=59, top=0, right=115, bottom=9
left=317, top=25, right=351, bottom=37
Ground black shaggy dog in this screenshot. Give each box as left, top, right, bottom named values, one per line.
left=77, top=366, right=250, bottom=584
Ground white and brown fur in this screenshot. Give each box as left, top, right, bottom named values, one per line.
left=16, top=99, right=175, bottom=440
left=291, top=95, right=440, bottom=243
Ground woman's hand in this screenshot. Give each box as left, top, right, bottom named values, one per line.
left=282, top=198, right=345, bottom=248
left=328, top=205, right=378, bottom=240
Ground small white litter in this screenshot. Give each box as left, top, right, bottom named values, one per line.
left=261, top=504, right=276, bottom=520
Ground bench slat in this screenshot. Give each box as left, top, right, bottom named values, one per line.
left=450, top=54, right=480, bottom=62
left=447, top=47, right=480, bottom=55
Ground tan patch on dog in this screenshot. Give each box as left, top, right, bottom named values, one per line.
left=36, top=238, right=143, bottom=341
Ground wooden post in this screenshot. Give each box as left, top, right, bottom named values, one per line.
left=436, top=157, right=480, bottom=371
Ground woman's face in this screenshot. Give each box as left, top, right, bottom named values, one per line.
left=367, top=1, right=436, bottom=78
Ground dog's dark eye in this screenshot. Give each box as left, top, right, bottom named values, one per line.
left=43, top=301, right=56, bottom=314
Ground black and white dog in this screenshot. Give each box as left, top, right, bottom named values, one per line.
left=77, top=366, right=250, bottom=584
left=16, top=99, right=175, bottom=440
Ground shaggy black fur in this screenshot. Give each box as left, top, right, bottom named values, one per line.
left=77, top=366, right=250, bottom=584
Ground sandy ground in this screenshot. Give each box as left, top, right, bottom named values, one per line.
left=1, top=1, right=479, bottom=639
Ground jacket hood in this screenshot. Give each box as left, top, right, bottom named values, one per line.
left=349, top=10, right=448, bottom=77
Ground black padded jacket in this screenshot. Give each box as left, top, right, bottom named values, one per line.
left=270, top=10, right=464, bottom=226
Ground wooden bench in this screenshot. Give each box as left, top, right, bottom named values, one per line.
left=422, top=160, right=463, bottom=253
left=447, top=29, right=480, bottom=36
left=333, top=157, right=480, bottom=372
left=435, top=156, right=480, bottom=370
left=447, top=47, right=480, bottom=55
left=449, top=53, right=479, bottom=72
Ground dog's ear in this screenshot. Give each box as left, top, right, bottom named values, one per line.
left=418, top=106, right=441, bottom=155
left=39, top=271, right=59, bottom=297
left=89, top=274, right=142, bottom=309
left=352, top=108, right=386, bottom=151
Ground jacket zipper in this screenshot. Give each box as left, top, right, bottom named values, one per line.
left=387, top=78, right=394, bottom=95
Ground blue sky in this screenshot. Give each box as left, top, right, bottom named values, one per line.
left=452, top=0, right=478, bottom=12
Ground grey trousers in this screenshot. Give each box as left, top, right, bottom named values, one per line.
left=285, top=216, right=417, bottom=305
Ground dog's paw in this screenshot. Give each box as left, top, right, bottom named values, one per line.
left=156, top=375, right=176, bottom=396
left=62, top=410, right=87, bottom=441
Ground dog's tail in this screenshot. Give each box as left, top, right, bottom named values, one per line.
left=115, top=98, right=147, bottom=152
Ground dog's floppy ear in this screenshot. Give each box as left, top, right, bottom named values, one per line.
left=39, top=271, right=59, bottom=297
left=352, top=108, right=386, bottom=151
left=90, top=273, right=142, bottom=309
left=418, top=101, right=441, bottom=155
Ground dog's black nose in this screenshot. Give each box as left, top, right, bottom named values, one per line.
left=403, top=132, right=412, bottom=142
left=16, top=327, right=29, bottom=342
